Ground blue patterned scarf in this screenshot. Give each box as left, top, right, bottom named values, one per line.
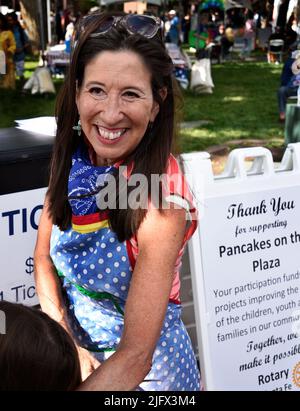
left=68, top=143, right=117, bottom=216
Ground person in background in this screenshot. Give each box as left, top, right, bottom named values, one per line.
left=276, top=0, right=290, bottom=34
left=165, top=10, right=180, bottom=45
left=0, top=13, right=16, bottom=89
left=65, top=21, right=74, bottom=53
left=34, top=11, right=200, bottom=391
left=55, top=8, right=65, bottom=43
left=241, top=9, right=255, bottom=59
left=182, top=14, right=190, bottom=44
left=221, top=26, right=234, bottom=60
left=256, top=17, right=272, bottom=51
left=284, top=14, right=298, bottom=52
left=189, top=11, right=209, bottom=60
left=214, top=23, right=234, bottom=61
left=228, top=7, right=245, bottom=29
left=277, top=47, right=299, bottom=122
left=0, top=300, right=82, bottom=391
left=7, top=12, right=29, bottom=86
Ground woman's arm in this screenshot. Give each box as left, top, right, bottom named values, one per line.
left=78, top=205, right=187, bottom=391
left=34, top=199, right=69, bottom=329
left=34, top=198, right=100, bottom=378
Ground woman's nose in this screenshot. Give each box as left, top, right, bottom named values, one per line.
left=99, top=95, right=124, bottom=125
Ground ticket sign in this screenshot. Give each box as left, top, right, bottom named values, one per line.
left=182, top=146, right=300, bottom=391
left=0, top=188, right=46, bottom=305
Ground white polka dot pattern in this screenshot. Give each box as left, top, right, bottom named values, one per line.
left=50, top=224, right=200, bottom=391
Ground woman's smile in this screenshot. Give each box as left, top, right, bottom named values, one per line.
left=95, top=125, right=128, bottom=144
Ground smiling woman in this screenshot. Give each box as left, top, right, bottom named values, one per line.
left=75, top=50, right=159, bottom=166
left=34, top=11, right=200, bottom=392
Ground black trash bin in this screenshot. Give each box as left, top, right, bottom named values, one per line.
left=0, top=127, right=54, bottom=195
left=0, top=127, right=54, bottom=305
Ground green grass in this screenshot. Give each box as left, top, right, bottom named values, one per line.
left=0, top=59, right=284, bottom=153
left=180, top=61, right=284, bottom=152
left=0, top=88, right=57, bottom=127
left=0, top=58, right=61, bottom=128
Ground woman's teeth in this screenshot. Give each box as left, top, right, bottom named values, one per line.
left=97, top=127, right=125, bottom=140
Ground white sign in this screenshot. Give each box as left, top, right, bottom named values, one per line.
left=182, top=145, right=300, bottom=391
left=0, top=188, right=46, bottom=305
left=15, top=116, right=56, bottom=136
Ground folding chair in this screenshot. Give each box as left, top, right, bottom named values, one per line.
left=267, top=39, right=284, bottom=63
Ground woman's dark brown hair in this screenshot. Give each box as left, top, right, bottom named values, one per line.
left=0, top=301, right=81, bottom=391
left=47, top=11, right=179, bottom=241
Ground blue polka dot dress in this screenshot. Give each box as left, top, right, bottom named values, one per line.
left=49, top=143, right=200, bottom=391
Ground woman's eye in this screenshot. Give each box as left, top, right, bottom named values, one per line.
left=89, top=87, right=105, bottom=97
left=123, top=91, right=140, bottom=99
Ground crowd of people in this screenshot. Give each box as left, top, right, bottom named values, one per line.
left=159, top=6, right=300, bottom=122
left=0, top=11, right=29, bottom=90
left=1, top=4, right=299, bottom=90
left=165, top=7, right=299, bottom=64
left=277, top=43, right=300, bottom=122
left=44, top=4, right=300, bottom=65
left=0, top=12, right=30, bottom=89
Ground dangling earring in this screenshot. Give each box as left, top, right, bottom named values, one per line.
left=72, top=119, right=82, bottom=136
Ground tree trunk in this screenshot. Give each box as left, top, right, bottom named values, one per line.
left=19, top=0, right=41, bottom=53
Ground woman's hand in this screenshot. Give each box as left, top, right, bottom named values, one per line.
left=76, top=345, right=101, bottom=381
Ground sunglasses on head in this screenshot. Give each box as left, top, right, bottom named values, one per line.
left=74, top=14, right=161, bottom=44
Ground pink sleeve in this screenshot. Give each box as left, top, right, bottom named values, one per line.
left=127, top=155, right=199, bottom=303
left=165, top=155, right=199, bottom=303
left=165, top=154, right=198, bottom=244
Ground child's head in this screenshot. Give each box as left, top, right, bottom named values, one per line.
left=0, top=301, right=81, bottom=391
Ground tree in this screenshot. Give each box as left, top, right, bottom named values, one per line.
left=19, top=0, right=42, bottom=53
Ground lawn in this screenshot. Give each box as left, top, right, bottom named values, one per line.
left=0, top=59, right=58, bottom=128
left=180, top=61, right=284, bottom=153
left=0, top=59, right=284, bottom=153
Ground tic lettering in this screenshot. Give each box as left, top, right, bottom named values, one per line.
left=1, top=205, right=43, bottom=236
